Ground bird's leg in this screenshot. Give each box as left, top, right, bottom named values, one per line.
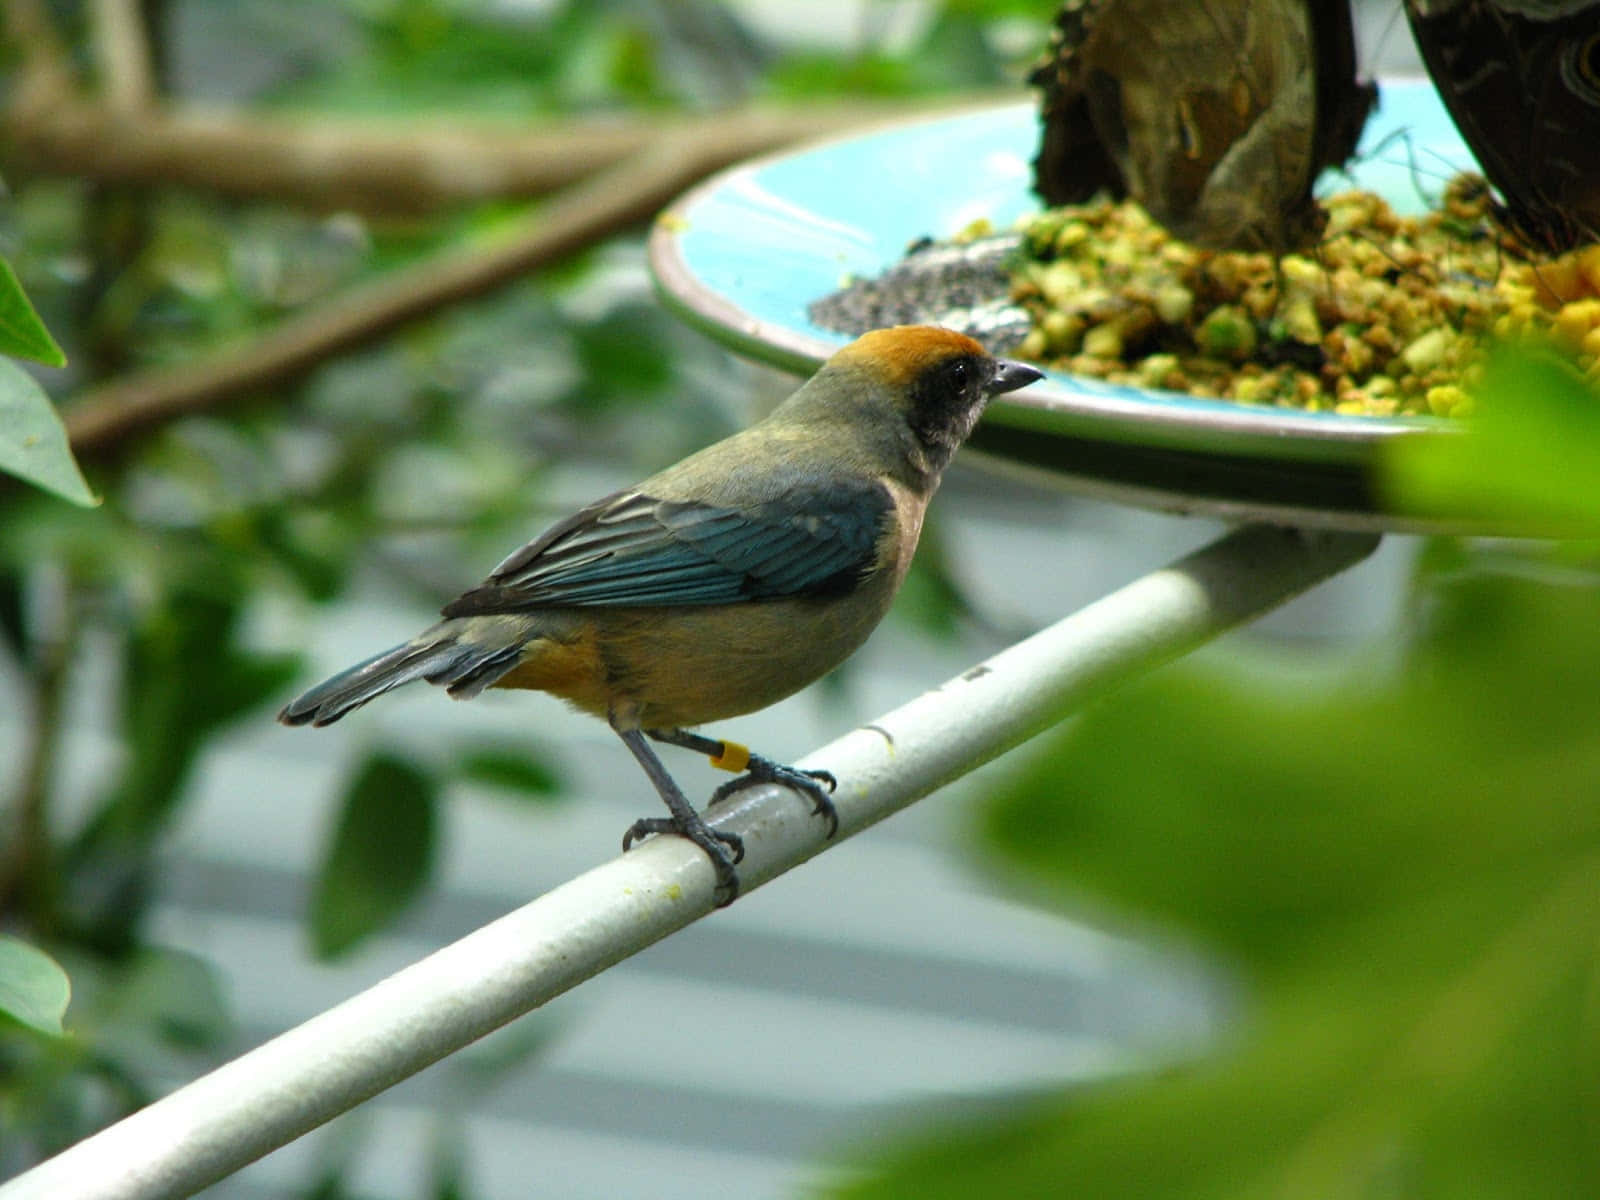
left=615, top=726, right=744, bottom=906
left=646, top=727, right=839, bottom=839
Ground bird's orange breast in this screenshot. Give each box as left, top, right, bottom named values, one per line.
left=493, top=627, right=612, bottom=719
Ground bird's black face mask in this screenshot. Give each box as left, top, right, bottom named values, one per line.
left=908, top=354, right=1043, bottom=471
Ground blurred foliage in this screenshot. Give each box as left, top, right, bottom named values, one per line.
left=0, top=942, right=228, bottom=1174
left=0, top=934, right=70, bottom=1037
left=0, top=258, right=67, bottom=367
left=264, top=0, right=692, bottom=114
left=309, top=751, right=438, bottom=959
left=0, top=0, right=1022, bottom=1186
left=1383, top=345, right=1600, bottom=533
left=12, top=3, right=1597, bottom=1197
left=763, top=7, right=1019, bottom=98
left=452, top=743, right=566, bottom=802
left=838, top=348, right=1600, bottom=1198
left=0, top=256, right=92, bottom=504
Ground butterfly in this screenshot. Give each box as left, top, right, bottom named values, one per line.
left=1029, top=0, right=1376, bottom=253
left=1405, top=0, right=1600, bottom=252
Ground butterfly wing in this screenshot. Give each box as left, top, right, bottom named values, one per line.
left=1030, top=0, right=1375, bottom=252
left=1406, top=0, right=1600, bottom=251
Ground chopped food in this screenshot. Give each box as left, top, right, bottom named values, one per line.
left=1008, top=176, right=1600, bottom=417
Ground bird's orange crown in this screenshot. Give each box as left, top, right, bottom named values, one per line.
left=827, top=326, right=989, bottom=391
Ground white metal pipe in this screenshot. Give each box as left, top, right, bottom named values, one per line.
left=2, top=524, right=1378, bottom=1200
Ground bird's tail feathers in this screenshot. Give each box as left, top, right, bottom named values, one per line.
left=277, top=622, right=523, bottom=726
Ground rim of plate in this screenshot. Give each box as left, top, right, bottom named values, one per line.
left=647, top=97, right=1455, bottom=469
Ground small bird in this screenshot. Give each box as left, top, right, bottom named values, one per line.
left=279, top=326, right=1043, bottom=903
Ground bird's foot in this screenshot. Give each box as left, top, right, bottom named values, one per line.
left=710, top=753, right=839, bottom=838
left=622, top=811, right=745, bottom=906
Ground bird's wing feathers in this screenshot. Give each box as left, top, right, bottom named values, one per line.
left=441, top=478, right=893, bottom=616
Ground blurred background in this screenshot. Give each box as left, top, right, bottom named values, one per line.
left=7, top=3, right=1598, bottom=1199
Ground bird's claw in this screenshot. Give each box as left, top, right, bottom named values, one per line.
left=622, top=814, right=744, bottom=905
left=710, top=758, right=840, bottom=839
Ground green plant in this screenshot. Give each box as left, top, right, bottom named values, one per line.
left=0, top=2, right=1016, bottom=1185
left=837, top=347, right=1600, bottom=1198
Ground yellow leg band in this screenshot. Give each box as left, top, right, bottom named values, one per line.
left=709, top=740, right=751, bottom=773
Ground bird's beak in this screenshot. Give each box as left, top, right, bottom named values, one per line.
left=986, top=359, right=1045, bottom=396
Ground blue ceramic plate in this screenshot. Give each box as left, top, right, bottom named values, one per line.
left=649, top=81, right=1476, bottom=525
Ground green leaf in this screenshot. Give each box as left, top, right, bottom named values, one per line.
left=568, top=306, right=674, bottom=406
left=907, top=12, right=1005, bottom=89
left=0, top=358, right=95, bottom=506
left=0, top=935, right=72, bottom=1037
left=840, top=543, right=1600, bottom=1199
left=80, top=591, right=302, bottom=871
left=112, top=947, right=232, bottom=1052
left=0, top=257, right=67, bottom=367
left=310, top=753, right=438, bottom=959
left=1381, top=346, right=1600, bottom=533
left=454, top=744, right=564, bottom=801
left=0, top=567, right=25, bottom=659
left=428, top=1122, right=471, bottom=1200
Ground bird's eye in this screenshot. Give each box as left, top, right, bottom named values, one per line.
left=947, top=359, right=970, bottom=389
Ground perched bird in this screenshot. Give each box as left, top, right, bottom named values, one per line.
left=279, top=326, right=1043, bottom=903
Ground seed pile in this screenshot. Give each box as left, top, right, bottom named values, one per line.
left=1008, top=176, right=1600, bottom=417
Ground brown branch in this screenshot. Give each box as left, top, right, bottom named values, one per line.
left=2, top=92, right=974, bottom=215
left=4, top=0, right=77, bottom=111
left=91, top=0, right=158, bottom=113
left=63, top=101, right=980, bottom=456
left=0, top=573, right=74, bottom=930
left=4, top=98, right=658, bottom=213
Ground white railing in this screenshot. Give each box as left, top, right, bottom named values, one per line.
left=0, top=524, right=1379, bottom=1200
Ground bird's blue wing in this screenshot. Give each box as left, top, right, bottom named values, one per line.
left=440, top=478, right=893, bottom=615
